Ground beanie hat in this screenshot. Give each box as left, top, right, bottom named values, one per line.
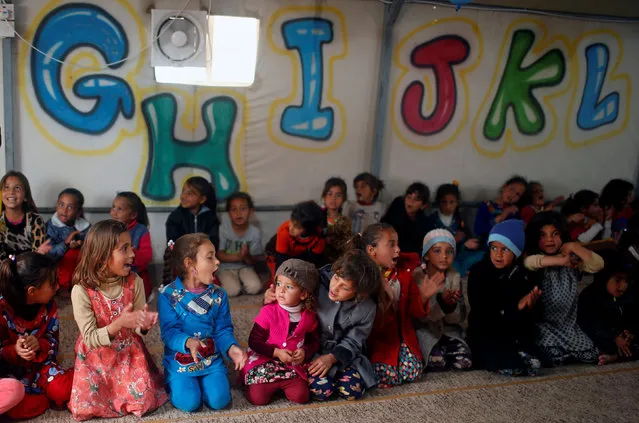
left=488, top=220, right=525, bottom=258
left=275, top=259, right=319, bottom=294
left=422, top=229, right=456, bottom=260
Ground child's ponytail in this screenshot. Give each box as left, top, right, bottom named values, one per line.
left=0, top=257, right=21, bottom=309
left=162, top=241, right=175, bottom=286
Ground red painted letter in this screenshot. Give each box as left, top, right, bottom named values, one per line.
left=401, top=35, right=470, bottom=135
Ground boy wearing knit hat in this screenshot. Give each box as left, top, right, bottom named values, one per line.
left=413, top=229, right=472, bottom=370
left=467, top=219, right=543, bottom=377
left=487, top=219, right=525, bottom=269
left=241, top=259, right=319, bottom=406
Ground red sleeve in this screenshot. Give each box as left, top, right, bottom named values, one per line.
left=310, top=235, right=326, bottom=254
left=405, top=271, right=429, bottom=319
left=33, top=302, right=59, bottom=363
left=275, top=221, right=292, bottom=255
left=133, top=232, right=153, bottom=272
left=0, top=323, right=19, bottom=364
left=0, top=304, right=20, bottom=364
left=248, top=323, right=276, bottom=358
left=570, top=225, right=587, bottom=241
left=521, top=206, right=535, bottom=225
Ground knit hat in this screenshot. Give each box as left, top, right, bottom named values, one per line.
left=275, top=259, right=319, bottom=294
left=422, top=229, right=456, bottom=260
left=488, top=220, right=525, bottom=258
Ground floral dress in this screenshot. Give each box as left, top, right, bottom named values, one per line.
left=68, top=275, right=168, bottom=421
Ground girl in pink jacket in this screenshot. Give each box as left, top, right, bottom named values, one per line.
left=241, top=259, right=319, bottom=405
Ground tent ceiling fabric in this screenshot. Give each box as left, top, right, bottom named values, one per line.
left=373, top=0, right=639, bottom=18
left=473, top=0, right=639, bottom=18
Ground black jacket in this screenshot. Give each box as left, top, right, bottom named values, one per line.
left=381, top=196, right=430, bottom=254
left=165, top=206, right=220, bottom=249
left=467, top=257, right=539, bottom=371
left=578, top=281, right=638, bottom=355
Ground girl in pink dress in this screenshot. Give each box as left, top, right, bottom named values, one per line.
left=68, top=220, right=168, bottom=421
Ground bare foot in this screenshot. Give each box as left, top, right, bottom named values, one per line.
left=598, top=354, right=618, bottom=366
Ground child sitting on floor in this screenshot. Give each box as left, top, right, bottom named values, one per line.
left=579, top=251, right=638, bottom=365
left=413, top=229, right=472, bottom=371
left=381, top=182, right=431, bottom=255
left=561, top=190, right=609, bottom=244
left=46, top=188, right=90, bottom=293
left=357, top=223, right=442, bottom=387
left=474, top=175, right=527, bottom=244
left=242, top=259, right=319, bottom=405
left=321, top=177, right=352, bottom=263
left=345, top=172, right=386, bottom=234
left=524, top=211, right=603, bottom=366
left=159, top=233, right=247, bottom=412
left=0, top=253, right=73, bottom=419
left=427, top=183, right=483, bottom=276
left=273, top=201, right=326, bottom=268
left=467, top=220, right=542, bottom=376
left=69, top=220, right=167, bottom=420
left=216, top=192, right=264, bottom=297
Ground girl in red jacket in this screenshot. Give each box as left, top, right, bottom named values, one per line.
left=110, top=192, right=153, bottom=299
left=0, top=253, right=73, bottom=419
left=355, top=223, right=443, bottom=388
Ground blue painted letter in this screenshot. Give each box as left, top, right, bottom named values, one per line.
left=31, top=4, right=134, bottom=134
left=577, top=43, right=619, bottom=130
left=281, top=18, right=334, bottom=141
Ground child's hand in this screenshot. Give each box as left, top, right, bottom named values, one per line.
left=556, top=254, right=578, bottom=269
left=464, top=238, right=479, bottom=250
left=518, top=286, right=542, bottom=310
left=228, top=345, right=248, bottom=370
left=308, top=354, right=337, bottom=378
left=15, top=337, right=36, bottom=361
left=65, top=230, right=81, bottom=246
left=442, top=289, right=461, bottom=305
left=36, top=239, right=52, bottom=255
left=264, top=284, right=276, bottom=305
left=622, top=330, right=634, bottom=342
left=69, top=239, right=82, bottom=249
left=616, top=335, right=632, bottom=357
left=22, top=335, right=40, bottom=352
left=605, top=207, right=615, bottom=221
left=419, top=272, right=445, bottom=303
left=137, top=304, right=159, bottom=331
left=115, top=303, right=141, bottom=330
left=186, top=338, right=206, bottom=363
left=273, top=348, right=293, bottom=364
left=291, top=348, right=306, bottom=365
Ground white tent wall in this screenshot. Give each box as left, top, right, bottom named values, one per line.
left=383, top=3, right=639, bottom=200
left=3, top=0, right=638, bottom=266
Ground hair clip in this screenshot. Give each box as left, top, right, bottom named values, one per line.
left=452, top=180, right=460, bottom=186
left=8, top=254, right=15, bottom=262
left=167, top=240, right=175, bottom=251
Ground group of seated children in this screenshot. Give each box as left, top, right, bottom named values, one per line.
left=0, top=170, right=637, bottom=421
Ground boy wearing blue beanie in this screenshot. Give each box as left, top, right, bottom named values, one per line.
left=466, top=220, right=543, bottom=376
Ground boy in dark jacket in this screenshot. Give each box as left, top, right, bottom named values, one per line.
left=381, top=182, right=430, bottom=254
left=579, top=251, right=638, bottom=365
left=166, top=176, right=220, bottom=248
left=467, top=220, right=542, bottom=376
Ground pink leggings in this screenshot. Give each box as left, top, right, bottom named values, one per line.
left=0, top=378, right=24, bottom=414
